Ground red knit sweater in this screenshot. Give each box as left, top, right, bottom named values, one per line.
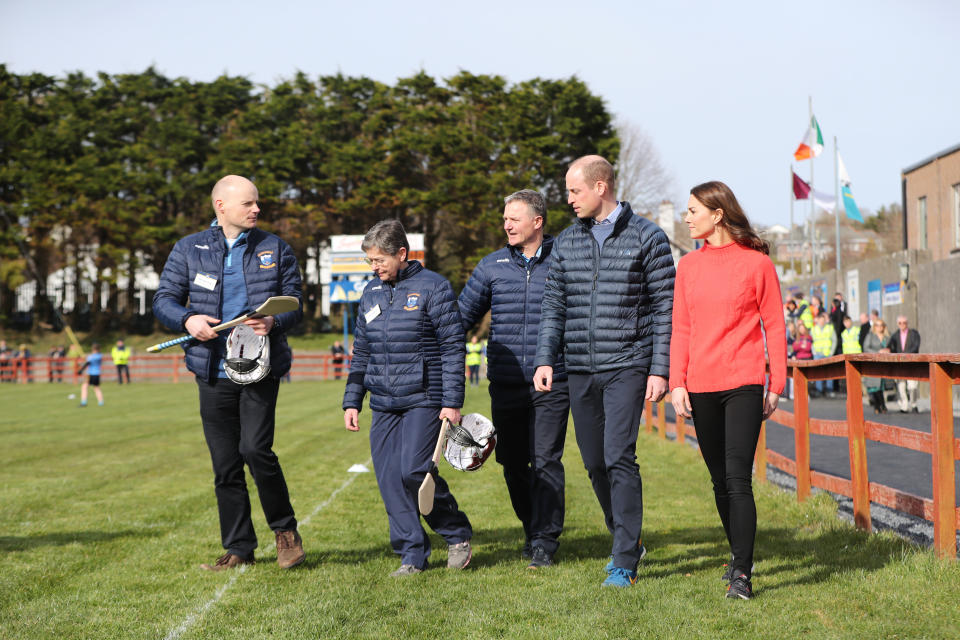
left=669, top=241, right=787, bottom=395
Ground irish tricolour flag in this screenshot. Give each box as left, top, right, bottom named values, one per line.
left=793, top=115, right=823, bottom=161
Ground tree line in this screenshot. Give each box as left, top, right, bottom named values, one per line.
left=0, top=65, right=619, bottom=332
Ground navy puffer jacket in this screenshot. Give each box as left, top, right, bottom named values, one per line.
left=343, top=261, right=465, bottom=412
left=153, top=225, right=302, bottom=381
left=458, top=236, right=566, bottom=385
left=534, top=202, right=675, bottom=376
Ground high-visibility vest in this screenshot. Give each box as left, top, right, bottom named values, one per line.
left=465, top=342, right=483, bottom=366
left=811, top=324, right=833, bottom=356
left=111, top=346, right=131, bottom=365
left=798, top=304, right=813, bottom=330
left=841, top=327, right=862, bottom=354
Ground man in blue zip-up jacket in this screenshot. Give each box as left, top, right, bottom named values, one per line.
left=342, top=219, right=473, bottom=576
left=534, top=156, right=675, bottom=587
left=459, top=189, right=570, bottom=569
left=153, top=175, right=305, bottom=572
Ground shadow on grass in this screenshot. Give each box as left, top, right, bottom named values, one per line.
left=461, top=519, right=912, bottom=589
left=635, top=523, right=912, bottom=590
left=0, top=528, right=158, bottom=552
left=753, top=524, right=912, bottom=592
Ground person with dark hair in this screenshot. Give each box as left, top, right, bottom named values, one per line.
left=343, top=218, right=473, bottom=576
left=810, top=313, right=836, bottom=397
left=857, top=312, right=871, bottom=349
left=465, top=336, right=483, bottom=386
left=840, top=316, right=861, bottom=356
left=330, top=340, right=345, bottom=380
left=153, top=174, right=305, bottom=572
left=0, top=340, right=11, bottom=382
left=48, top=345, right=67, bottom=382
left=809, top=294, right=824, bottom=322
left=670, top=181, right=787, bottom=601
left=111, top=339, right=132, bottom=384
left=534, top=155, right=675, bottom=587
left=459, top=188, right=571, bottom=569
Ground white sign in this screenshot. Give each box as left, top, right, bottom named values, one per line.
left=845, top=269, right=860, bottom=319
left=882, top=282, right=902, bottom=306
left=328, top=233, right=426, bottom=275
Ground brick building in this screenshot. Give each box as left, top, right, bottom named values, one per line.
left=901, top=142, right=960, bottom=260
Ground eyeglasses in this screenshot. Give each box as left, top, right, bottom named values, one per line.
left=364, top=257, right=391, bottom=267
left=897, top=321, right=907, bottom=326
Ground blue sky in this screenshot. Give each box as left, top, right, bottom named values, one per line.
left=2, top=0, right=957, bottom=227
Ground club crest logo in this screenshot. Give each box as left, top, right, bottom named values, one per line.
left=258, top=251, right=276, bottom=269
left=403, top=293, right=420, bottom=311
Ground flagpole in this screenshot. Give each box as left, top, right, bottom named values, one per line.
left=834, top=135, right=841, bottom=279
left=809, top=96, right=817, bottom=275
left=789, top=165, right=795, bottom=274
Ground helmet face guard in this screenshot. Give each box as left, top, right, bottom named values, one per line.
left=443, top=413, right=496, bottom=472
left=223, top=324, right=271, bottom=384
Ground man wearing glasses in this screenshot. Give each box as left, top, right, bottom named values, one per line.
left=887, top=315, right=921, bottom=413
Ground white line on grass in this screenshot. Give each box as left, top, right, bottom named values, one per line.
left=163, top=460, right=372, bottom=640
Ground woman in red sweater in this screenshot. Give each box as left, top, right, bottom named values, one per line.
left=670, top=181, right=787, bottom=601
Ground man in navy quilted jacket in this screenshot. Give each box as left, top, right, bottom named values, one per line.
left=533, top=156, right=675, bottom=587
left=343, top=219, right=473, bottom=576
left=459, top=189, right=570, bottom=569
left=153, top=175, right=305, bottom=572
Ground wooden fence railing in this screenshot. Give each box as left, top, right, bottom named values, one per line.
left=644, top=353, right=960, bottom=560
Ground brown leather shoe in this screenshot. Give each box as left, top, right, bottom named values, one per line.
left=276, top=530, right=305, bottom=569
left=200, top=552, right=254, bottom=572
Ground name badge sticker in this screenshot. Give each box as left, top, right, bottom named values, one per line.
left=193, top=272, right=218, bottom=291
left=364, top=304, right=381, bottom=323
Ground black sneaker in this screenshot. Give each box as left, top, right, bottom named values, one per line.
left=721, top=560, right=755, bottom=583
left=521, top=541, right=532, bottom=560
left=526, top=545, right=553, bottom=569
left=726, top=572, right=753, bottom=600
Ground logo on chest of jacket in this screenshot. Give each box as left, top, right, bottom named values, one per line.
left=403, top=293, right=421, bottom=311
left=258, top=251, right=276, bottom=269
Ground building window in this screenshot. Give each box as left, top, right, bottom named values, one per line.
left=953, top=183, right=960, bottom=248
left=918, top=196, right=927, bottom=250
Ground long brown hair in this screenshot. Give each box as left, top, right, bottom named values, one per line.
left=690, top=181, right=769, bottom=255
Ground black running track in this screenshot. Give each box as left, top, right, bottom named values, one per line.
left=660, top=397, right=960, bottom=507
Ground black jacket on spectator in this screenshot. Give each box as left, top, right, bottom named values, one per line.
left=887, top=328, right=921, bottom=354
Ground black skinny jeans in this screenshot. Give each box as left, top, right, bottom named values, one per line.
left=688, top=384, right=763, bottom=577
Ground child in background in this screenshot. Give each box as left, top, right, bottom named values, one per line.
left=78, top=343, right=104, bottom=407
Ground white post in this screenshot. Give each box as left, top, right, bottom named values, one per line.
left=834, top=135, right=841, bottom=278
left=790, top=165, right=795, bottom=274
left=809, top=96, right=817, bottom=275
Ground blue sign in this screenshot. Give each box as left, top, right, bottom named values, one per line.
left=866, top=279, right=882, bottom=315
left=329, top=279, right=370, bottom=303
left=882, top=282, right=902, bottom=306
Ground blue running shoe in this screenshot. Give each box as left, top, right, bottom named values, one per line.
left=605, top=543, right=646, bottom=574
left=602, top=566, right=638, bottom=587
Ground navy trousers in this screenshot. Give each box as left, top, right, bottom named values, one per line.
left=490, top=379, right=570, bottom=554
left=197, top=376, right=297, bottom=558
left=567, top=367, right=647, bottom=571
left=370, top=407, right=472, bottom=568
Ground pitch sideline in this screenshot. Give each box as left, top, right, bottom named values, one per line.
left=163, top=459, right=372, bottom=640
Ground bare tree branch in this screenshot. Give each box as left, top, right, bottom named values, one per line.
left=614, top=118, right=674, bottom=214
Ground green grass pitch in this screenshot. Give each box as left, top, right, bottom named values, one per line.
left=1, top=380, right=958, bottom=639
